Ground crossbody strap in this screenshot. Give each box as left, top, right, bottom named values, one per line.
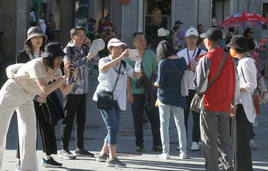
left=207, top=51, right=227, bottom=89
left=195, top=48, right=202, bottom=60
left=169, top=58, right=182, bottom=78
left=240, top=56, right=254, bottom=84
left=112, top=62, right=123, bottom=93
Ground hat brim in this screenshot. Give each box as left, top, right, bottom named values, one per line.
left=107, top=42, right=127, bottom=49
left=24, top=33, right=45, bottom=45
left=186, top=33, right=199, bottom=37
left=226, top=42, right=249, bottom=52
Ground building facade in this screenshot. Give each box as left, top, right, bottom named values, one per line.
left=0, top=0, right=265, bottom=65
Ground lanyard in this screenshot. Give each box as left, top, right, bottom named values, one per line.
left=186, top=48, right=197, bottom=66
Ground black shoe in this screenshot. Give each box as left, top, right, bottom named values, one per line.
left=41, top=157, right=63, bottom=168
left=152, top=145, right=162, bottom=152
left=96, top=153, right=109, bottom=162
left=106, top=157, right=126, bottom=168
left=59, top=149, right=76, bottom=160
left=75, top=148, right=94, bottom=157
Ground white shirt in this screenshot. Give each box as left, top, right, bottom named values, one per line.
left=30, top=11, right=36, bottom=22
left=177, top=48, right=206, bottom=90
left=93, top=56, right=135, bottom=111
left=7, top=58, right=62, bottom=95
left=237, top=57, right=257, bottom=123
left=39, top=19, right=46, bottom=34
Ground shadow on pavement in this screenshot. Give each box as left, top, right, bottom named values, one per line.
left=123, top=158, right=205, bottom=171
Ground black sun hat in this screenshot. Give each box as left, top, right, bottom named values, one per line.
left=227, top=35, right=249, bottom=53
left=43, top=42, right=65, bottom=58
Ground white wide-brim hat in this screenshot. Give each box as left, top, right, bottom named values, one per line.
left=107, top=38, right=127, bottom=49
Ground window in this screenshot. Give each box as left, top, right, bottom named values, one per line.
left=75, top=0, right=89, bottom=27
left=263, top=3, right=268, bottom=29
left=144, top=0, right=171, bottom=49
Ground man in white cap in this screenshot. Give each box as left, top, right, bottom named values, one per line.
left=177, top=27, right=206, bottom=151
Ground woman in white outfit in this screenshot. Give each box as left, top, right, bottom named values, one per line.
left=228, top=35, right=256, bottom=171
left=0, top=42, right=77, bottom=171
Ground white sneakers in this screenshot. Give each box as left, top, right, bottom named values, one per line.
left=191, top=141, right=201, bottom=151
left=158, top=153, right=169, bottom=160
left=158, top=152, right=187, bottom=160
left=178, top=152, right=187, bottom=159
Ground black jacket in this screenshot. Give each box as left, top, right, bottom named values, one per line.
left=16, top=50, right=32, bottom=63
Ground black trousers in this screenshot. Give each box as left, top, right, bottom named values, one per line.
left=131, top=94, right=161, bottom=146
left=184, top=90, right=201, bottom=142
left=61, top=94, right=87, bottom=150
left=234, top=104, right=253, bottom=171
left=17, top=101, right=57, bottom=158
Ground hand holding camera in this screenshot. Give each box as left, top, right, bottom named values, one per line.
left=65, top=62, right=78, bottom=84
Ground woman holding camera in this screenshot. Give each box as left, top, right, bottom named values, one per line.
left=93, top=38, right=141, bottom=168
left=0, top=42, right=77, bottom=171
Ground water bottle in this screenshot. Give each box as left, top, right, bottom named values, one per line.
left=135, top=57, right=142, bottom=72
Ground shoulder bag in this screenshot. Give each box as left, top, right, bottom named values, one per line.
left=190, top=52, right=227, bottom=113
left=97, top=62, right=122, bottom=110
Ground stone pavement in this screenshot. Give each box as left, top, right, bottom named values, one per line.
left=2, top=69, right=268, bottom=171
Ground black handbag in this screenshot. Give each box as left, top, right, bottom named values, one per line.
left=190, top=52, right=227, bottom=113
left=97, top=62, right=122, bottom=110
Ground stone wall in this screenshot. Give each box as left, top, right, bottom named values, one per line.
left=0, top=0, right=28, bottom=63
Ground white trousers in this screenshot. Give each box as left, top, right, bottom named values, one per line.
left=0, top=79, right=38, bottom=171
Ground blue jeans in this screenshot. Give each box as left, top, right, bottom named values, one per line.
left=99, top=102, right=121, bottom=146
left=158, top=101, right=187, bottom=154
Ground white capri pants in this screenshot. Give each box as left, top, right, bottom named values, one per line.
left=0, top=79, right=38, bottom=171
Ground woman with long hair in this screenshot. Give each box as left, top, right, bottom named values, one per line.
left=0, top=42, right=77, bottom=171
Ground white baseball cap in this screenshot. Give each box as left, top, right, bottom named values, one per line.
left=186, top=27, right=198, bottom=37
left=107, top=38, right=127, bottom=49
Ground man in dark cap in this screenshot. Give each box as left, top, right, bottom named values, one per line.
left=194, top=28, right=236, bottom=171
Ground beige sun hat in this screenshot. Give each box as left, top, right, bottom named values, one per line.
left=24, top=26, right=45, bottom=44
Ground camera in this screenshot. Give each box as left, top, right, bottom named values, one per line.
left=67, top=63, right=77, bottom=84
